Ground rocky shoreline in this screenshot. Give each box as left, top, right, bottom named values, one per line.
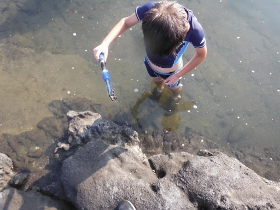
left=1, top=106, right=279, bottom=209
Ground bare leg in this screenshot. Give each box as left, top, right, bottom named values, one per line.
left=169, top=84, right=183, bottom=100
left=153, top=77, right=165, bottom=92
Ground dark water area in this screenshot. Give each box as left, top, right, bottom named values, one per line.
left=0, top=0, right=279, bottom=182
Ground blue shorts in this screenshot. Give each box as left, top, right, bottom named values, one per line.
left=144, top=56, right=183, bottom=88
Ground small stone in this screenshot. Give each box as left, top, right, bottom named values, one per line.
left=27, top=146, right=43, bottom=158
left=197, top=149, right=214, bottom=157
left=9, top=170, right=30, bottom=188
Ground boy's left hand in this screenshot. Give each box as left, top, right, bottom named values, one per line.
left=164, top=74, right=180, bottom=86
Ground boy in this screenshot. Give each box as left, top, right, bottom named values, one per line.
left=93, top=1, right=207, bottom=101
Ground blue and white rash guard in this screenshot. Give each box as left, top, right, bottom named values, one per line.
left=135, top=2, right=206, bottom=68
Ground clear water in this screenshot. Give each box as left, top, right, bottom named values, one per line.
left=0, top=0, right=279, bottom=170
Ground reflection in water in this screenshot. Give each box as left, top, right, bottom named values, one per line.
left=131, top=82, right=194, bottom=133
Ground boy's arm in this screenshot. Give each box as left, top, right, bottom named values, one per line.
left=164, top=45, right=207, bottom=86
left=93, top=13, right=139, bottom=61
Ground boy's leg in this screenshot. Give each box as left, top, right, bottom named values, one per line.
left=169, top=83, right=183, bottom=100
left=153, top=77, right=165, bottom=92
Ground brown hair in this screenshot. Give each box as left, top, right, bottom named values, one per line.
left=142, top=1, right=188, bottom=56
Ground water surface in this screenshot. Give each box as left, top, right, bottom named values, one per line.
left=0, top=0, right=279, bottom=171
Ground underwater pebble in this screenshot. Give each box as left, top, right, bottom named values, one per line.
left=27, top=146, right=43, bottom=158
left=237, top=36, right=240, bottom=39
left=193, top=105, right=197, bottom=109
left=73, top=33, right=77, bottom=36
left=134, top=89, right=138, bottom=93
left=67, top=91, right=70, bottom=94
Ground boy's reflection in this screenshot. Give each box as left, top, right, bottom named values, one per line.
left=130, top=82, right=194, bottom=133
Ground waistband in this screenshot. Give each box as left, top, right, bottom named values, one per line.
left=144, top=56, right=183, bottom=76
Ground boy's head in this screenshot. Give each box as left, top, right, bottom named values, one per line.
left=142, top=1, right=188, bottom=56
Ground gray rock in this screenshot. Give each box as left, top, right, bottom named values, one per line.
left=66, top=111, right=139, bottom=148
left=171, top=152, right=280, bottom=209
left=61, top=142, right=280, bottom=210
left=0, top=153, right=14, bottom=192
left=67, top=110, right=102, bottom=146
left=61, top=140, right=164, bottom=209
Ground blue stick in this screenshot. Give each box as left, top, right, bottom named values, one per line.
left=99, top=53, right=117, bottom=101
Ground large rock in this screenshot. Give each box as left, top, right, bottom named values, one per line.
left=58, top=111, right=280, bottom=209
left=61, top=139, right=194, bottom=209
left=61, top=141, right=280, bottom=209
left=151, top=152, right=280, bottom=209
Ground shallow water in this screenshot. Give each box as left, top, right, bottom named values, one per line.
left=0, top=0, right=279, bottom=172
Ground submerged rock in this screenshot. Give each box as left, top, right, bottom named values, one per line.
left=27, top=146, right=43, bottom=158
left=8, top=169, right=30, bottom=189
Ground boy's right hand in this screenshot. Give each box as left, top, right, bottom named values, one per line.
left=93, top=43, right=109, bottom=62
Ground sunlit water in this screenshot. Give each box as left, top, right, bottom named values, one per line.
left=0, top=0, right=279, bottom=172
